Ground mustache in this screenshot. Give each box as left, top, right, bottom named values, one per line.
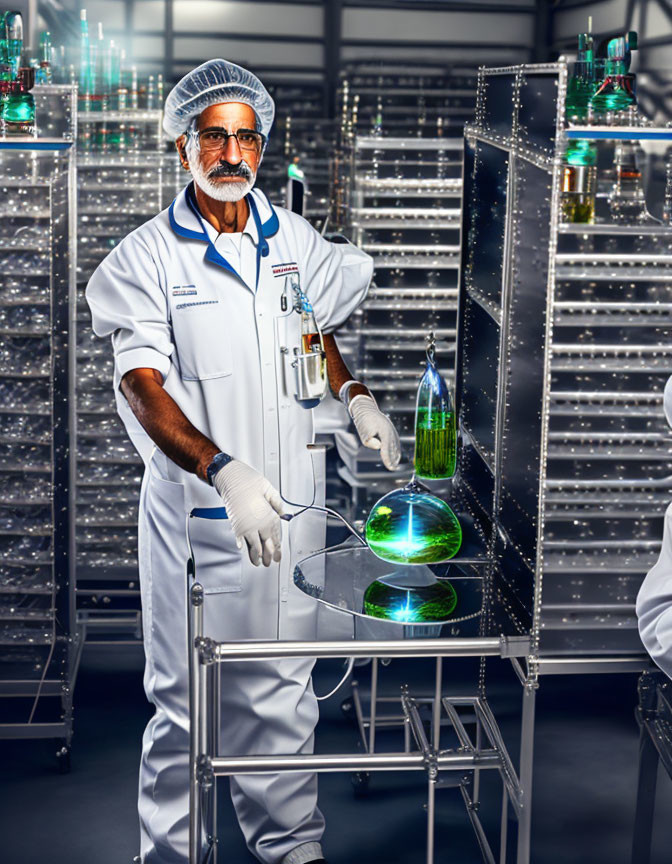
left=208, top=161, right=253, bottom=180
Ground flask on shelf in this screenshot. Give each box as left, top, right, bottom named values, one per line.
left=0, top=11, right=23, bottom=81
left=37, top=31, right=51, bottom=84
left=608, top=140, right=650, bottom=224
left=591, top=31, right=637, bottom=117
left=561, top=139, right=597, bottom=224
left=663, top=148, right=672, bottom=225
left=78, top=9, right=92, bottom=112
left=566, top=21, right=595, bottom=121
left=414, top=332, right=457, bottom=479
left=4, top=67, right=35, bottom=136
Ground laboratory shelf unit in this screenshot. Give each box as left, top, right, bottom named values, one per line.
left=0, top=85, right=81, bottom=766
left=331, top=65, right=476, bottom=522
left=459, top=61, right=672, bottom=666
left=75, top=107, right=165, bottom=644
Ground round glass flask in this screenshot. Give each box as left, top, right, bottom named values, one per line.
left=365, top=478, right=462, bottom=565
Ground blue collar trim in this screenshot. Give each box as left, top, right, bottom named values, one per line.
left=167, top=183, right=280, bottom=290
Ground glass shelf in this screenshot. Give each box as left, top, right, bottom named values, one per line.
left=77, top=110, right=162, bottom=123
left=0, top=138, right=73, bottom=150
left=566, top=126, right=672, bottom=141
left=559, top=222, right=672, bottom=236
left=294, top=541, right=485, bottom=637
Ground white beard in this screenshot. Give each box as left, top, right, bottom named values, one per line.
left=188, top=154, right=256, bottom=202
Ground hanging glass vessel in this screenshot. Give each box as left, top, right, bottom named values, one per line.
left=363, top=568, right=457, bottom=623
left=365, top=478, right=462, bottom=565
left=414, top=333, right=456, bottom=480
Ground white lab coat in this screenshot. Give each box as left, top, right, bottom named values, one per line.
left=636, top=373, right=672, bottom=679
left=86, top=183, right=373, bottom=864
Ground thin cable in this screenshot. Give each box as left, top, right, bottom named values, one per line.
left=316, top=657, right=355, bottom=702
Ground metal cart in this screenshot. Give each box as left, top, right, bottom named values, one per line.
left=631, top=669, right=672, bottom=864
left=185, top=60, right=672, bottom=864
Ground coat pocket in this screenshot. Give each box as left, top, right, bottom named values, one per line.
left=171, top=298, right=233, bottom=381
left=188, top=513, right=243, bottom=595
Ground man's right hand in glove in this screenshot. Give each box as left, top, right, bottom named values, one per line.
left=212, top=460, right=285, bottom=567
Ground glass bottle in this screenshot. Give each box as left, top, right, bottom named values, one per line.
left=78, top=9, right=92, bottom=112
left=663, top=148, right=672, bottom=225
left=4, top=68, right=35, bottom=136
left=0, top=11, right=23, bottom=81
left=608, top=141, right=649, bottom=224
left=37, top=31, right=52, bottom=84
left=414, top=335, right=456, bottom=480
left=561, top=139, right=597, bottom=224
left=566, top=30, right=595, bottom=122
left=146, top=75, right=156, bottom=109
left=591, top=32, right=638, bottom=118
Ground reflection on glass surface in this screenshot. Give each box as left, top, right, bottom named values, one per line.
left=517, top=73, right=559, bottom=154
left=466, top=141, right=508, bottom=307
left=365, top=479, right=462, bottom=565
left=363, top=568, right=457, bottom=623
left=482, top=74, right=515, bottom=138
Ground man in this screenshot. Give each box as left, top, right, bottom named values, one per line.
left=86, top=59, right=401, bottom=864
left=637, top=375, right=672, bottom=678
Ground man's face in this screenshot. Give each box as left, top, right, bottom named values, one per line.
left=179, top=102, right=263, bottom=203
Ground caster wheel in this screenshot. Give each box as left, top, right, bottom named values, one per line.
left=351, top=771, right=370, bottom=798
left=56, top=744, right=71, bottom=775
left=340, top=697, right=354, bottom=718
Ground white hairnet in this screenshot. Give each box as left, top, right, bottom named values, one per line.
left=163, top=59, right=275, bottom=141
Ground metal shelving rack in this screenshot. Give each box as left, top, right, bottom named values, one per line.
left=462, top=61, right=671, bottom=667
left=331, top=66, right=476, bottom=522
left=75, top=108, right=164, bottom=644
left=0, top=85, right=81, bottom=767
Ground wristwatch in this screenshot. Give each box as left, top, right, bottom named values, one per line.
left=206, top=451, right=234, bottom=486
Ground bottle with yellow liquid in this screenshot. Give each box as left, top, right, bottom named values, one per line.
left=414, top=335, right=456, bottom=480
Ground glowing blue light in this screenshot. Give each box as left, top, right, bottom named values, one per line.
left=390, top=593, right=418, bottom=622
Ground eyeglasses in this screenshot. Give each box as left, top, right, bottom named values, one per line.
left=198, top=127, right=265, bottom=154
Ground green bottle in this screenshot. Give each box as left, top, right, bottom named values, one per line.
left=566, top=29, right=595, bottom=121
left=4, top=67, right=35, bottom=135
left=591, top=31, right=638, bottom=115
left=561, top=139, right=597, bottom=224
left=414, top=335, right=456, bottom=480
left=0, top=11, right=23, bottom=81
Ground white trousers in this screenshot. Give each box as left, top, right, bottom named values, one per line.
left=137, top=471, right=325, bottom=864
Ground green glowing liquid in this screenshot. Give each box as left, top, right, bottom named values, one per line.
left=365, top=491, right=462, bottom=565
left=3, top=93, right=34, bottom=134
left=414, top=409, right=456, bottom=479
left=363, top=579, right=457, bottom=623
left=591, top=79, right=635, bottom=114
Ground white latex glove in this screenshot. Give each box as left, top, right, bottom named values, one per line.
left=212, top=460, right=284, bottom=567
left=348, top=394, right=401, bottom=471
